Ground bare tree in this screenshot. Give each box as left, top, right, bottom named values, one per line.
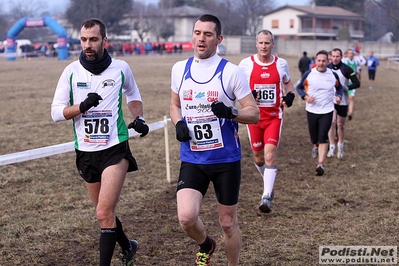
left=65, top=0, right=133, bottom=35
left=215, top=0, right=247, bottom=35
left=371, top=0, right=399, bottom=23
left=8, top=0, right=48, bottom=19
left=236, top=0, right=275, bottom=35
left=0, top=12, right=12, bottom=41
left=130, top=2, right=154, bottom=42
left=3, top=0, right=55, bottom=41
left=364, top=0, right=398, bottom=41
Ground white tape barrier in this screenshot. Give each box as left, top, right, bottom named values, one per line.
left=0, top=118, right=171, bottom=167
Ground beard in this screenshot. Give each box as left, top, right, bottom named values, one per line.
left=84, top=49, right=99, bottom=61
left=84, top=41, right=104, bottom=61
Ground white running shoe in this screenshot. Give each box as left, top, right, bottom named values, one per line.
left=259, top=196, right=272, bottom=213
left=312, top=146, right=318, bottom=159
left=337, top=145, right=344, bottom=159
left=327, top=146, right=335, bottom=158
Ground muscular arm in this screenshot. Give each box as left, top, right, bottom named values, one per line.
left=127, top=100, right=144, bottom=118
left=170, top=91, right=183, bottom=125
left=235, top=94, right=259, bottom=124
left=62, top=105, right=81, bottom=120
left=284, top=80, right=295, bottom=94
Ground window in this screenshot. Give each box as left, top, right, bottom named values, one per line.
left=290, top=19, right=294, bottom=28
left=272, top=20, right=279, bottom=29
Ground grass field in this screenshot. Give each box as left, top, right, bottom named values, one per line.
left=0, top=52, right=398, bottom=266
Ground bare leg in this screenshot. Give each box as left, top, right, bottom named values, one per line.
left=218, top=203, right=242, bottom=266
left=176, top=189, right=206, bottom=244
left=318, top=143, right=328, bottom=164
left=85, top=159, right=128, bottom=228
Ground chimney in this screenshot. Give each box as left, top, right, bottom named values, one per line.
left=311, top=1, right=316, bottom=9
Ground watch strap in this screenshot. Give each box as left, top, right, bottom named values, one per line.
left=136, top=116, right=145, bottom=122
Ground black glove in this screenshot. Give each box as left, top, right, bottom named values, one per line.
left=128, top=116, right=149, bottom=137
left=175, top=120, right=191, bottom=142
left=79, top=93, right=102, bottom=113
left=211, top=101, right=232, bottom=118
left=282, top=91, right=295, bottom=107
left=251, top=90, right=260, bottom=99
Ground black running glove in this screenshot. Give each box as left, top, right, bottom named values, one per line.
left=211, top=101, right=232, bottom=118
left=128, top=116, right=149, bottom=137
left=79, top=93, right=102, bottom=113
left=282, top=91, right=295, bottom=107
left=175, top=120, right=191, bottom=142
left=251, top=90, right=260, bottom=99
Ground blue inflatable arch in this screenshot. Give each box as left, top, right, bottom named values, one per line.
left=6, top=17, right=68, bottom=60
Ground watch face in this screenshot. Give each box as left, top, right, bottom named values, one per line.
left=232, top=107, right=238, bottom=117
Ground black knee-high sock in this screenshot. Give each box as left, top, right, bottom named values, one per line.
left=116, top=216, right=131, bottom=252
left=99, top=228, right=117, bottom=266
left=199, top=236, right=213, bottom=252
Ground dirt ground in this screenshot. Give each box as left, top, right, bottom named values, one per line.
left=0, top=52, right=398, bottom=266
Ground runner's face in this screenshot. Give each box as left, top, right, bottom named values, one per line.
left=80, top=24, right=106, bottom=61
left=347, top=50, right=354, bottom=59
left=316, top=54, right=328, bottom=72
left=331, top=50, right=342, bottom=65
left=256, top=32, right=274, bottom=58
left=192, top=20, right=221, bottom=59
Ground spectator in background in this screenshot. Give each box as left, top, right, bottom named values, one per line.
left=178, top=43, right=183, bottom=54
left=309, top=56, right=315, bottom=69
left=145, top=42, right=152, bottom=54
left=367, top=51, right=380, bottom=89
left=173, top=43, right=178, bottom=53
left=40, top=44, right=47, bottom=56
left=135, top=43, right=141, bottom=55
left=298, top=51, right=311, bottom=77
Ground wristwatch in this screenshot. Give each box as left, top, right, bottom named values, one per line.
left=136, top=116, right=146, bottom=122
left=230, top=106, right=238, bottom=119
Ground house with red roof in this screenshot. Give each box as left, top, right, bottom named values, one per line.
left=262, top=3, right=364, bottom=41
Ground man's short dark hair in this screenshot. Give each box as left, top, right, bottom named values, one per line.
left=316, top=50, right=329, bottom=58
left=81, top=18, right=107, bottom=39
left=195, top=14, right=222, bottom=37
left=332, top=48, right=343, bottom=56
left=303, top=51, right=307, bottom=56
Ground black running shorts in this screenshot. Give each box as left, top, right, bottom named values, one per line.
left=176, top=161, right=241, bottom=206
left=307, top=111, right=333, bottom=144
left=75, top=140, right=138, bottom=183
left=334, top=104, right=348, bottom=117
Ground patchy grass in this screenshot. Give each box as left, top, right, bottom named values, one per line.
left=0, top=53, right=398, bottom=265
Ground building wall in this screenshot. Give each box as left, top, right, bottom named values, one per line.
left=261, top=8, right=363, bottom=40
left=223, top=37, right=399, bottom=58
left=173, top=17, right=195, bottom=42
left=262, top=9, right=306, bottom=36
left=276, top=39, right=399, bottom=58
